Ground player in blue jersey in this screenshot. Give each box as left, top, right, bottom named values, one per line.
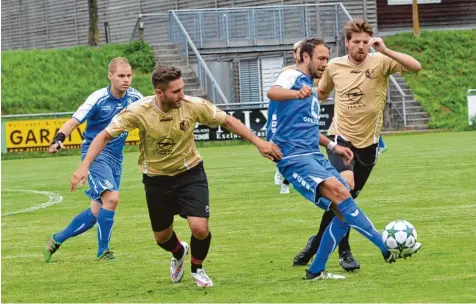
left=43, top=57, right=143, bottom=262
left=268, top=40, right=305, bottom=194
left=267, top=38, right=421, bottom=280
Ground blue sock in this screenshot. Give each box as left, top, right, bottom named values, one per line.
left=97, top=208, right=115, bottom=257
left=53, top=208, right=97, bottom=243
left=337, top=197, right=389, bottom=255
left=308, top=216, right=350, bottom=274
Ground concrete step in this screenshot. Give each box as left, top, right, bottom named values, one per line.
left=390, top=100, right=422, bottom=107
left=154, top=48, right=181, bottom=55
left=391, top=105, right=425, bottom=114
left=183, top=82, right=202, bottom=90
left=182, top=75, right=198, bottom=80
left=151, top=43, right=180, bottom=49
left=392, top=78, right=408, bottom=86
left=156, top=53, right=184, bottom=61
left=390, top=88, right=413, bottom=95
left=405, top=117, right=430, bottom=125
left=405, top=112, right=429, bottom=119
left=390, top=83, right=410, bottom=91
left=403, top=124, right=429, bottom=130
left=183, top=78, right=200, bottom=86
left=156, top=59, right=188, bottom=66
left=184, top=88, right=207, bottom=96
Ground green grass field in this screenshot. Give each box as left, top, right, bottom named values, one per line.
left=2, top=131, right=476, bottom=302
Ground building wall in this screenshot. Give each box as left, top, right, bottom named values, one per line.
left=376, top=0, right=476, bottom=29
left=1, top=0, right=376, bottom=50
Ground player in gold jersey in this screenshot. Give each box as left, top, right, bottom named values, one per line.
left=70, top=65, right=282, bottom=288
left=293, top=18, right=421, bottom=270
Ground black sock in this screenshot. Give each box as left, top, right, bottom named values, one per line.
left=338, top=229, right=351, bottom=254
left=307, top=209, right=339, bottom=257
left=283, top=179, right=290, bottom=185
left=191, top=232, right=212, bottom=273
left=157, top=231, right=184, bottom=260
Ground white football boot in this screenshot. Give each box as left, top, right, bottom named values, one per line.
left=191, top=268, right=214, bottom=287
left=170, top=242, right=189, bottom=283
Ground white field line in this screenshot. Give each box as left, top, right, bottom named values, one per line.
left=2, top=189, right=63, bottom=216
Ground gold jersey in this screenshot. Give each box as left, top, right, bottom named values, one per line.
left=106, top=95, right=226, bottom=176
left=318, top=53, right=405, bottom=148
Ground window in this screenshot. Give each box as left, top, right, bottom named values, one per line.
left=239, top=59, right=261, bottom=104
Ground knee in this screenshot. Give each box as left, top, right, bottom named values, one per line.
left=325, top=181, right=351, bottom=203
left=154, top=231, right=171, bottom=244
left=333, top=184, right=351, bottom=202
left=190, top=225, right=209, bottom=240
left=102, top=196, right=119, bottom=211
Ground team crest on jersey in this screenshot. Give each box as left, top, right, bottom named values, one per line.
left=157, top=137, right=175, bottom=155
left=180, top=120, right=190, bottom=131
left=365, top=69, right=375, bottom=79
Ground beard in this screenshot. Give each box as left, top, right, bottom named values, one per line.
left=351, top=50, right=367, bottom=63
left=308, top=65, right=323, bottom=79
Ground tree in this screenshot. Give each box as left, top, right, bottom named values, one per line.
left=88, top=0, right=100, bottom=46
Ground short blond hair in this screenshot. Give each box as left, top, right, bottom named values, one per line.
left=108, top=57, right=130, bottom=73
left=293, top=41, right=303, bottom=52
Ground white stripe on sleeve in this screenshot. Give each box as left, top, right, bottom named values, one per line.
left=271, top=70, right=302, bottom=89
left=72, top=88, right=108, bottom=123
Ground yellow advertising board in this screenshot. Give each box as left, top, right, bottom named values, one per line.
left=5, top=118, right=140, bottom=152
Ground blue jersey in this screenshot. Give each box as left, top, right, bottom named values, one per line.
left=269, top=70, right=321, bottom=158
left=266, top=101, right=279, bottom=141
left=73, top=86, right=143, bottom=163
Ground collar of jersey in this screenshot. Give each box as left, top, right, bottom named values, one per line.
left=152, top=96, right=177, bottom=115
left=107, top=86, right=128, bottom=101
left=294, top=69, right=313, bottom=82
left=346, top=54, right=370, bottom=67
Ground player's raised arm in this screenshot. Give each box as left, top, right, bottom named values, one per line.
left=267, top=85, right=313, bottom=101
left=221, top=115, right=282, bottom=161
left=370, top=37, right=422, bottom=72
left=266, top=68, right=313, bottom=101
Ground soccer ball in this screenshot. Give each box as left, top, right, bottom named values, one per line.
left=382, top=220, right=418, bottom=255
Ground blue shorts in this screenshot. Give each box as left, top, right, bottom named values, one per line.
left=277, top=153, right=349, bottom=210
left=82, top=153, right=122, bottom=203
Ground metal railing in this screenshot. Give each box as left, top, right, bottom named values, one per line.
left=129, top=3, right=409, bottom=124
left=171, top=3, right=347, bottom=49
left=169, top=11, right=229, bottom=105
left=1, top=112, right=74, bottom=119
left=389, top=76, right=407, bottom=126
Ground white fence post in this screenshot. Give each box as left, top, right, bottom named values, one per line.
left=467, top=89, right=476, bottom=126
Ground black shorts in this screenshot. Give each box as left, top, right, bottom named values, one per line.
left=326, top=135, right=378, bottom=198
left=142, top=162, right=209, bottom=232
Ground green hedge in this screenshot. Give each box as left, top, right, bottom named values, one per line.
left=385, top=29, right=476, bottom=130
left=1, top=41, right=156, bottom=115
